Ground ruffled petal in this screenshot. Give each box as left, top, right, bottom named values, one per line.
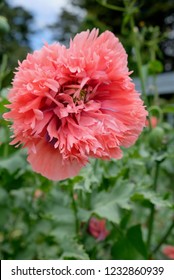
left=27, top=140, right=83, bottom=181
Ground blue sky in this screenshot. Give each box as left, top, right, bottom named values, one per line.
left=9, top=0, right=71, bottom=49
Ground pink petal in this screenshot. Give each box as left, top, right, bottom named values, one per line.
left=27, top=140, right=83, bottom=181
left=45, top=79, right=59, bottom=92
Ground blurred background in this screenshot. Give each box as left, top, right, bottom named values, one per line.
left=1, top=0, right=174, bottom=71
left=0, top=0, right=174, bottom=260
left=1, top=0, right=174, bottom=124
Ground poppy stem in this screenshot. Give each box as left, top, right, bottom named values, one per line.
left=71, top=188, right=79, bottom=236
left=129, top=16, right=149, bottom=107
left=146, top=161, right=160, bottom=254
left=3, top=143, right=8, bottom=158
left=150, top=219, right=174, bottom=257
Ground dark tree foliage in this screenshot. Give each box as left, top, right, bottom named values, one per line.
left=48, top=9, right=84, bottom=46
left=48, top=0, right=174, bottom=72
left=0, top=0, right=34, bottom=70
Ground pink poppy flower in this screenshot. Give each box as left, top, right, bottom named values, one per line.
left=162, top=245, right=174, bottom=259
left=88, top=217, right=109, bottom=241
left=3, top=29, right=147, bottom=180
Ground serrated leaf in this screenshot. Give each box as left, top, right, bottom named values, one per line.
left=51, top=227, right=75, bottom=242
left=91, top=180, right=134, bottom=223
left=47, top=206, right=76, bottom=240
left=47, top=205, right=75, bottom=223
left=73, top=161, right=101, bottom=192
left=60, top=238, right=89, bottom=260
left=132, top=190, right=172, bottom=208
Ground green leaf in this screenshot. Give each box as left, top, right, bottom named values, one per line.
left=0, top=208, right=10, bottom=227
left=111, top=237, right=143, bottom=260
left=78, top=208, right=91, bottom=222
left=47, top=205, right=76, bottom=240
left=148, top=60, right=163, bottom=74
left=91, top=180, right=134, bottom=223
left=47, top=205, right=75, bottom=223
left=111, top=224, right=147, bottom=260
left=60, top=238, right=89, bottom=260
left=0, top=187, right=8, bottom=203
left=132, top=189, right=172, bottom=208
left=51, top=225, right=75, bottom=241
left=70, top=160, right=102, bottom=192
left=0, top=150, right=27, bottom=174
left=127, top=225, right=147, bottom=259
left=44, top=188, right=76, bottom=240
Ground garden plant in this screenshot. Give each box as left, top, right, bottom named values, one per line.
left=0, top=0, right=174, bottom=260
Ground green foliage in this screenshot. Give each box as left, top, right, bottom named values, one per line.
left=0, top=0, right=33, bottom=70
left=148, top=60, right=163, bottom=75
left=1, top=119, right=173, bottom=259
left=89, top=180, right=134, bottom=223
left=0, top=15, right=10, bottom=33
left=48, top=0, right=174, bottom=73
left=111, top=225, right=147, bottom=259
left=148, top=127, right=165, bottom=150
left=0, top=0, right=174, bottom=261
left=163, top=105, right=174, bottom=114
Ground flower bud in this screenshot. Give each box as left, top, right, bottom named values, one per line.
left=0, top=16, right=10, bottom=34
left=148, top=126, right=165, bottom=150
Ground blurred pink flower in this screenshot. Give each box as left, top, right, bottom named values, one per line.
left=162, top=245, right=174, bottom=259
left=145, top=116, right=158, bottom=128
left=33, top=189, right=44, bottom=200
left=3, top=29, right=147, bottom=180
left=88, top=217, right=109, bottom=241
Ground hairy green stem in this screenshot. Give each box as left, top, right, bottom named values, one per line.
left=129, top=16, right=149, bottom=106
left=150, top=49, right=159, bottom=104
left=151, top=219, right=174, bottom=256
left=3, top=143, right=8, bottom=158
left=0, top=54, right=8, bottom=90
left=146, top=161, right=160, bottom=253
left=111, top=222, right=124, bottom=238
left=71, top=188, right=79, bottom=236
left=96, top=0, right=125, bottom=12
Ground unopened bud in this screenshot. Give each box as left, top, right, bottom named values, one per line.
left=0, top=16, right=10, bottom=34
